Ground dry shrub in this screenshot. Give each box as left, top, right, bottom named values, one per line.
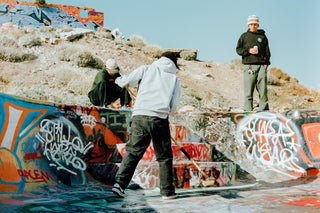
left=18, top=34, right=41, bottom=47
left=0, top=47, right=34, bottom=62
left=72, top=50, right=104, bottom=69
left=142, top=45, right=163, bottom=58
left=0, top=76, right=9, bottom=84
left=55, top=44, right=80, bottom=61
left=55, top=45, right=103, bottom=69
left=269, top=67, right=283, bottom=79
left=129, top=35, right=147, bottom=48
left=180, top=50, right=197, bottom=61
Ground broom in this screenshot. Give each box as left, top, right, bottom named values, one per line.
left=124, top=86, right=216, bottom=187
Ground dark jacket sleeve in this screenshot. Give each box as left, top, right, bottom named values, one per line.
left=236, top=34, right=250, bottom=57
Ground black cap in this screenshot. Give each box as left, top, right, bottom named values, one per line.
left=161, top=51, right=179, bottom=69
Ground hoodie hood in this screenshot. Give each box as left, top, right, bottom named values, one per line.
left=152, top=57, right=177, bottom=74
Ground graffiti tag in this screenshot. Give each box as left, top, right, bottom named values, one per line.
left=36, top=119, right=93, bottom=175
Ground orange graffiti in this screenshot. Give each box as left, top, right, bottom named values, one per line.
left=82, top=107, right=125, bottom=163
left=0, top=148, right=23, bottom=193
left=0, top=0, right=104, bottom=27
left=0, top=102, right=47, bottom=152
left=265, top=197, right=320, bottom=207
left=301, top=123, right=320, bottom=159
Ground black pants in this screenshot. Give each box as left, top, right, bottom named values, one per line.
left=88, top=80, right=131, bottom=107
left=115, top=115, right=175, bottom=196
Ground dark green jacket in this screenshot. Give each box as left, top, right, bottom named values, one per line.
left=89, top=68, right=120, bottom=92
left=236, top=29, right=271, bottom=65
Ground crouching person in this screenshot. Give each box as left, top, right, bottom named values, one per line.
left=88, top=59, right=132, bottom=109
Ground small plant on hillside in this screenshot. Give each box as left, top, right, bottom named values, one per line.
left=269, top=67, right=283, bottom=79
left=0, top=47, right=35, bottom=62
left=55, top=44, right=80, bottom=61
left=129, top=35, right=147, bottom=49
left=180, top=50, right=197, bottom=61
left=142, top=45, right=163, bottom=58
left=0, top=76, right=9, bottom=84
left=72, top=50, right=104, bottom=69
left=55, top=45, right=103, bottom=69
left=18, top=34, right=41, bottom=47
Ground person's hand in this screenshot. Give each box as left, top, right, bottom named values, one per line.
left=127, top=101, right=132, bottom=109
left=111, top=102, right=121, bottom=109
left=249, top=48, right=258, bottom=55
left=115, top=77, right=119, bottom=85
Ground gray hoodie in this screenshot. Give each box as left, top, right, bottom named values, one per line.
left=116, top=57, right=181, bottom=119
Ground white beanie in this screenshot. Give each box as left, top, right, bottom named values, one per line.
left=105, top=59, right=119, bottom=73
left=247, top=15, right=259, bottom=25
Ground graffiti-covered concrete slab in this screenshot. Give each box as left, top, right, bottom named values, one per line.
left=172, top=108, right=320, bottom=183
left=0, top=0, right=103, bottom=30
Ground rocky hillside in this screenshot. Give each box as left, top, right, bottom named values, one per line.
left=0, top=24, right=319, bottom=112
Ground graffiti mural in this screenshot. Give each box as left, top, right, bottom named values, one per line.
left=0, top=0, right=103, bottom=30
left=1, top=93, right=228, bottom=196
left=0, top=94, right=130, bottom=194
left=174, top=109, right=320, bottom=183
left=2, top=92, right=320, bottom=199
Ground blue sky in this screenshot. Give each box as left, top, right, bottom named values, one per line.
left=24, top=0, right=320, bottom=91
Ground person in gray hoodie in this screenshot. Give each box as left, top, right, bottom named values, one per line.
left=112, top=52, right=181, bottom=200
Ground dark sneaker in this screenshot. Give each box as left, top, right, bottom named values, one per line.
left=112, top=183, right=125, bottom=197
left=162, top=193, right=178, bottom=200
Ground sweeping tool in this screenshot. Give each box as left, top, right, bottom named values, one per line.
left=124, top=86, right=216, bottom=187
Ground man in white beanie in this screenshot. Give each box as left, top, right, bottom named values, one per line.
left=88, top=59, right=132, bottom=108
left=236, top=15, right=271, bottom=111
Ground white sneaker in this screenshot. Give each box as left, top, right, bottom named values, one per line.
left=112, top=183, right=125, bottom=197
left=162, top=193, right=178, bottom=200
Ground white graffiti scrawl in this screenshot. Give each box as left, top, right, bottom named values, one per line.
left=36, top=119, right=93, bottom=175
left=237, top=112, right=305, bottom=178
left=80, top=114, right=97, bottom=129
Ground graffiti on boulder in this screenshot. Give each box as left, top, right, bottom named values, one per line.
left=0, top=0, right=103, bottom=30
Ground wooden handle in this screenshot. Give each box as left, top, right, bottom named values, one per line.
left=170, top=136, right=209, bottom=179
left=125, top=86, right=136, bottom=99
